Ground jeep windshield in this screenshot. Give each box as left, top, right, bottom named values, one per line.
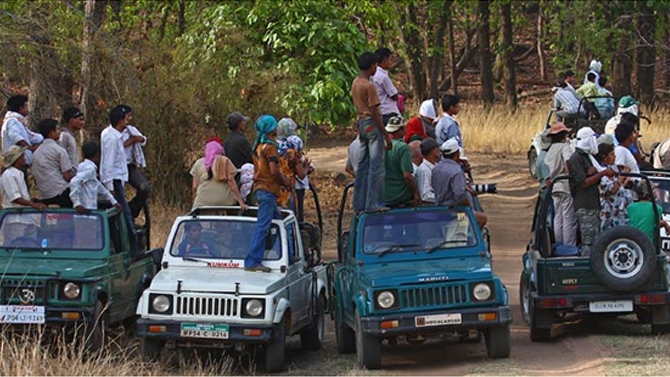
left=362, top=208, right=477, bottom=256
left=0, top=211, right=104, bottom=251
left=169, top=220, right=282, bottom=260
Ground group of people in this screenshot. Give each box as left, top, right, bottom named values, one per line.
left=0, top=95, right=150, bottom=253
left=552, top=60, right=615, bottom=122
left=538, top=93, right=667, bottom=256
left=346, top=49, right=487, bottom=228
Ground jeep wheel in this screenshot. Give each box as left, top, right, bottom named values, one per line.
left=355, top=311, right=381, bottom=369
left=264, top=317, right=286, bottom=373
left=591, top=226, right=656, bottom=292
left=485, top=325, right=511, bottom=358
left=85, top=301, right=108, bottom=352
left=529, top=299, right=552, bottom=342
left=140, top=338, right=165, bottom=362
left=300, top=295, right=325, bottom=350
left=335, top=308, right=355, bottom=354
left=528, top=148, right=538, bottom=178
left=520, top=274, right=531, bottom=325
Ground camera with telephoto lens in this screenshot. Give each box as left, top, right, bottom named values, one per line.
left=472, top=183, right=497, bottom=194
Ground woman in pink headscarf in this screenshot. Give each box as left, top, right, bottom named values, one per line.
left=189, top=138, right=248, bottom=210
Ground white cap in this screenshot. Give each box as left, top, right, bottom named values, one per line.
left=459, top=147, right=468, bottom=160
left=439, top=138, right=460, bottom=155
left=576, top=127, right=596, bottom=140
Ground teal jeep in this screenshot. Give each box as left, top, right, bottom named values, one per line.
left=328, top=184, right=512, bottom=369
left=0, top=207, right=158, bottom=350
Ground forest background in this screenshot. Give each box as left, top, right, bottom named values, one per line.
left=1, top=0, right=670, bottom=207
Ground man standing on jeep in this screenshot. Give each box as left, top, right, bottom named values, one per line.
left=568, top=127, right=616, bottom=255
left=545, top=122, right=577, bottom=246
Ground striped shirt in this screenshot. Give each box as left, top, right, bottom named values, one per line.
left=553, top=88, right=581, bottom=115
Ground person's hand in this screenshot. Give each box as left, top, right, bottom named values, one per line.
left=601, top=168, right=616, bottom=178
left=239, top=201, right=249, bottom=211
left=133, top=135, right=145, bottom=144
left=384, top=134, right=393, bottom=151
left=114, top=203, right=123, bottom=211
left=412, top=196, right=421, bottom=207
left=587, top=166, right=598, bottom=175
left=75, top=205, right=87, bottom=215
left=31, top=202, right=46, bottom=211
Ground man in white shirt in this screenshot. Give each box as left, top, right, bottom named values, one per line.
left=100, top=105, right=137, bottom=251
left=32, top=119, right=75, bottom=207
left=614, top=121, right=640, bottom=174
left=70, top=142, right=120, bottom=214
left=119, top=105, right=151, bottom=217
left=415, top=138, right=440, bottom=203
left=371, top=47, right=400, bottom=125
left=1, top=95, right=43, bottom=166
left=59, top=106, right=84, bottom=169
left=0, top=146, right=46, bottom=210
left=408, top=140, right=423, bottom=174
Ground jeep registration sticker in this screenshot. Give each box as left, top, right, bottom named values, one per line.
left=415, top=313, right=462, bottom=327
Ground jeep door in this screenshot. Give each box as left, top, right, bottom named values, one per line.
left=108, top=212, right=134, bottom=322
left=286, top=219, right=311, bottom=328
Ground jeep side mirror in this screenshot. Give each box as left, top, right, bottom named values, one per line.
left=150, top=248, right=164, bottom=270
left=306, top=248, right=321, bottom=267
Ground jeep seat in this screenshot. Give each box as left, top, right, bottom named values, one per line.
left=299, top=222, right=321, bottom=253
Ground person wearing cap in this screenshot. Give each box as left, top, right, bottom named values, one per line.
left=351, top=51, right=392, bottom=212
left=119, top=105, right=151, bottom=218
left=223, top=111, right=253, bottom=169
left=31, top=119, right=75, bottom=207
left=604, top=96, right=639, bottom=135
left=535, top=130, right=552, bottom=189
left=371, top=47, right=401, bottom=126
left=568, top=127, right=616, bottom=256
left=435, top=94, right=462, bottom=146
left=0, top=145, right=46, bottom=211
left=415, top=137, right=440, bottom=203
left=383, top=116, right=420, bottom=207
left=544, top=122, right=577, bottom=246
left=433, top=138, right=487, bottom=228
left=553, top=81, right=583, bottom=122
left=59, top=106, right=84, bottom=169
left=1, top=94, right=43, bottom=167
left=69, top=141, right=121, bottom=214
left=408, top=140, right=423, bottom=174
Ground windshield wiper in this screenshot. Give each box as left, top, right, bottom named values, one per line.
left=426, top=240, right=468, bottom=254
left=182, top=256, right=209, bottom=263
left=374, top=243, right=420, bottom=257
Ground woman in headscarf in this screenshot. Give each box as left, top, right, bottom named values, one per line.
left=277, top=117, right=298, bottom=148
left=190, top=138, right=248, bottom=210
left=405, top=99, right=437, bottom=142
left=278, top=135, right=311, bottom=221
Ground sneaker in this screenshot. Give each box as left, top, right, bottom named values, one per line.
left=244, top=265, right=272, bottom=273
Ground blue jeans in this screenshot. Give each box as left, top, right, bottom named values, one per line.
left=246, top=190, right=282, bottom=268
left=353, top=118, right=385, bottom=212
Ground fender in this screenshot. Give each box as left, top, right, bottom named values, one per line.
left=135, top=290, right=148, bottom=315
left=273, top=297, right=291, bottom=324
left=352, top=291, right=369, bottom=317
left=138, top=273, right=152, bottom=298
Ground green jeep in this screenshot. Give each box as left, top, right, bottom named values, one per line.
left=0, top=207, right=158, bottom=350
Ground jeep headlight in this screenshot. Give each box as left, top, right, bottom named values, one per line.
left=152, top=295, right=171, bottom=313
left=377, top=291, right=396, bottom=309
left=63, top=282, right=80, bottom=299
left=472, top=283, right=492, bottom=301
left=245, top=299, right=264, bottom=317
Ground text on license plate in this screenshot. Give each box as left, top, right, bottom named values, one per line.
left=415, top=313, right=462, bottom=327
left=0, top=305, right=45, bottom=324
left=180, top=323, right=229, bottom=339
left=589, top=300, right=633, bottom=313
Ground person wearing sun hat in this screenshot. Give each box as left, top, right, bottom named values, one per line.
left=544, top=122, right=577, bottom=246
left=383, top=116, right=420, bottom=207
left=0, top=145, right=45, bottom=210
left=604, top=95, right=640, bottom=135
left=535, top=130, right=552, bottom=189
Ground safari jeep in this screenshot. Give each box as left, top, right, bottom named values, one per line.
left=520, top=174, right=670, bottom=341
left=329, top=184, right=512, bottom=370
left=135, top=204, right=327, bottom=372
left=0, top=207, right=157, bottom=350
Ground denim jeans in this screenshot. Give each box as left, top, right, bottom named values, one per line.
left=353, top=118, right=385, bottom=212
left=245, top=190, right=282, bottom=268
left=113, top=180, right=138, bottom=254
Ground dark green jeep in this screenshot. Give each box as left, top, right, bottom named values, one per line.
left=0, top=207, right=158, bottom=350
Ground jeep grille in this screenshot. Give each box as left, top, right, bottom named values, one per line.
left=400, top=284, right=469, bottom=309
left=176, top=295, right=239, bottom=317
left=1, top=279, right=53, bottom=305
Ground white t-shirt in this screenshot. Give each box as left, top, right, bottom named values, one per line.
left=615, top=145, right=639, bottom=173
left=0, top=167, right=30, bottom=208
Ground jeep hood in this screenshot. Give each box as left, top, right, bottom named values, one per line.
left=362, top=258, right=492, bottom=287
left=0, top=258, right=106, bottom=278
left=150, top=267, right=285, bottom=295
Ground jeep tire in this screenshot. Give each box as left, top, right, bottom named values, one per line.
left=520, top=274, right=531, bottom=325
left=140, top=338, right=165, bottom=362
left=335, top=307, right=355, bottom=354
left=300, top=294, right=325, bottom=350
left=591, top=226, right=656, bottom=292
left=528, top=148, right=537, bottom=178
left=264, top=317, right=286, bottom=373
left=355, top=311, right=381, bottom=369
left=529, top=298, right=552, bottom=342
left=485, top=325, right=511, bottom=358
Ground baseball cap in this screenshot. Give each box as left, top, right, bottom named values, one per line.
left=459, top=147, right=468, bottom=161
left=226, top=111, right=250, bottom=128
left=420, top=138, right=439, bottom=156
left=576, top=127, right=596, bottom=140
left=385, top=116, right=406, bottom=133
left=62, top=106, right=84, bottom=123
left=619, top=95, right=639, bottom=109
left=439, top=138, right=459, bottom=155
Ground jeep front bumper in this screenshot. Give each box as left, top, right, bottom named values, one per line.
left=360, top=305, right=512, bottom=336
left=136, top=319, right=274, bottom=344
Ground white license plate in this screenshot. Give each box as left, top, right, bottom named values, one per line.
left=589, top=300, right=633, bottom=313
left=180, top=323, right=229, bottom=339
left=0, top=305, right=45, bottom=324
left=415, top=313, right=462, bottom=327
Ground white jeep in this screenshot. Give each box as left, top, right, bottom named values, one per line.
left=135, top=205, right=327, bottom=372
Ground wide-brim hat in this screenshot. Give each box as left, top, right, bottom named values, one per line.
left=385, top=116, right=406, bottom=133
left=3, top=145, right=26, bottom=168
left=548, top=122, right=570, bottom=135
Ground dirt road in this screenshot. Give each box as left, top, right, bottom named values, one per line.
left=283, top=147, right=619, bottom=376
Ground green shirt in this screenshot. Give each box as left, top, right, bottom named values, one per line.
left=626, top=202, right=662, bottom=242
left=384, top=138, right=414, bottom=206
left=576, top=82, right=599, bottom=102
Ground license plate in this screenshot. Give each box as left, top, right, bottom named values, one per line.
left=589, top=300, right=633, bottom=313
left=180, top=323, right=229, bottom=339
left=415, top=313, right=462, bottom=327
left=0, top=305, right=45, bottom=324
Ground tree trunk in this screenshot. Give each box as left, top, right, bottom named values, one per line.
left=537, top=7, right=547, bottom=82
left=636, top=0, right=656, bottom=104
left=612, top=15, right=633, bottom=95
left=477, top=0, right=495, bottom=106
left=399, top=2, right=427, bottom=101
left=663, top=12, right=670, bottom=89
left=447, top=8, right=458, bottom=96
left=501, top=1, right=517, bottom=109
left=178, top=0, right=186, bottom=36
left=429, top=1, right=451, bottom=99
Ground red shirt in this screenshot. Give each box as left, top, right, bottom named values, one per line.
left=404, top=117, right=428, bottom=143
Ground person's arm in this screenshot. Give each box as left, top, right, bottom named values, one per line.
left=59, top=150, right=74, bottom=182
left=95, top=176, right=120, bottom=211
left=553, top=95, right=561, bottom=110
left=452, top=173, right=470, bottom=206
left=99, top=135, right=115, bottom=191
left=292, top=151, right=307, bottom=180
left=269, top=160, right=291, bottom=187
left=13, top=197, right=46, bottom=210
left=383, top=75, right=399, bottom=102
left=345, top=159, right=355, bottom=178
left=224, top=159, right=248, bottom=210
left=123, top=135, right=145, bottom=147
left=370, top=105, right=392, bottom=150
left=399, top=145, right=420, bottom=204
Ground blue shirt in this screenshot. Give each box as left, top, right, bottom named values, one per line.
left=432, top=159, right=468, bottom=207
left=435, top=114, right=462, bottom=146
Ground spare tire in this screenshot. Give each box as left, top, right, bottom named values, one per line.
left=590, top=226, right=656, bottom=292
